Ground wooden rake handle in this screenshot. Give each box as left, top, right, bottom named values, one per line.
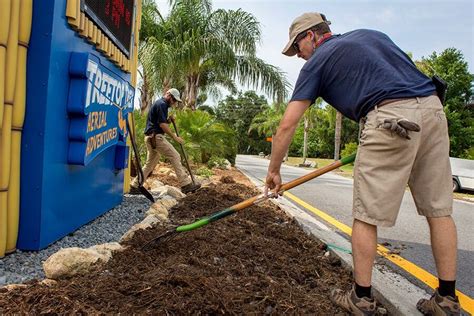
left=175, top=153, right=356, bottom=232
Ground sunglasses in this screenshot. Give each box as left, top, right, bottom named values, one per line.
left=292, top=31, right=310, bottom=53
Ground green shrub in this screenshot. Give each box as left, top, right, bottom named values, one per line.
left=207, top=156, right=228, bottom=169
left=341, top=142, right=358, bottom=160
left=196, top=166, right=213, bottom=178
left=463, top=147, right=474, bottom=160
left=174, top=109, right=237, bottom=164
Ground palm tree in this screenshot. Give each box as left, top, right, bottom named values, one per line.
left=137, top=0, right=179, bottom=112
left=139, top=0, right=289, bottom=110
left=248, top=103, right=287, bottom=158
left=174, top=109, right=236, bottom=163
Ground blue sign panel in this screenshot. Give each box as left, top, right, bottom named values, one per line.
left=67, top=52, right=133, bottom=165
left=18, top=0, right=134, bottom=250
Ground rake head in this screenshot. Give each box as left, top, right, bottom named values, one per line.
left=141, top=228, right=179, bottom=250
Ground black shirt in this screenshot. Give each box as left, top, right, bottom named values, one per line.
left=144, top=97, right=169, bottom=135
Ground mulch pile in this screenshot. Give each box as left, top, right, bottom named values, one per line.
left=0, top=176, right=354, bottom=314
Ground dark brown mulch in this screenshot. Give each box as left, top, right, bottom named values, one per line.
left=0, top=180, right=354, bottom=314
left=219, top=175, right=236, bottom=184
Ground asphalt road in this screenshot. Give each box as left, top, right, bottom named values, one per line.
left=236, top=155, right=474, bottom=299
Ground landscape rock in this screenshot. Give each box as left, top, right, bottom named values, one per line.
left=120, top=215, right=161, bottom=242
left=2, top=284, right=27, bottom=291
left=150, top=186, right=168, bottom=198
left=90, top=242, right=125, bottom=261
left=148, top=179, right=164, bottom=188
left=39, top=279, right=58, bottom=287
left=43, top=247, right=108, bottom=279
left=157, top=198, right=178, bottom=210
left=146, top=202, right=169, bottom=220
left=165, top=185, right=186, bottom=199
left=223, top=159, right=232, bottom=169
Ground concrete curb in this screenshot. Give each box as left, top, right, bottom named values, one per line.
left=238, top=167, right=429, bottom=316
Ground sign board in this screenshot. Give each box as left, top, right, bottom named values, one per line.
left=67, top=52, right=134, bottom=166
left=18, top=0, right=136, bottom=251
left=83, top=0, right=135, bottom=57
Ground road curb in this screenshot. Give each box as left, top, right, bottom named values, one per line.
left=238, top=167, right=429, bottom=316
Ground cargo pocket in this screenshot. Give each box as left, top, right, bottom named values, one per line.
left=435, top=110, right=447, bottom=121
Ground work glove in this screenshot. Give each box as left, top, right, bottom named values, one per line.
left=150, top=133, right=157, bottom=149
left=381, top=118, right=420, bottom=139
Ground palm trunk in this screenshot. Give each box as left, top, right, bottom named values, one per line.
left=185, top=74, right=200, bottom=110
left=334, top=111, right=342, bottom=160
left=140, top=72, right=152, bottom=113
left=303, top=116, right=309, bottom=164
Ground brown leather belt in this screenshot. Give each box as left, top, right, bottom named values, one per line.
left=377, top=91, right=437, bottom=108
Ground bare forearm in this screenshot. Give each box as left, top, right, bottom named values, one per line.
left=264, top=100, right=311, bottom=195
left=268, top=100, right=311, bottom=173
left=159, top=123, right=176, bottom=139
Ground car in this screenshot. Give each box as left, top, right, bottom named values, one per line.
left=450, top=157, right=474, bottom=192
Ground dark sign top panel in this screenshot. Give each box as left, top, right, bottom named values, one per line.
left=83, top=0, right=134, bottom=56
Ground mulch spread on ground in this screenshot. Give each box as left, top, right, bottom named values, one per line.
left=0, top=170, right=355, bottom=314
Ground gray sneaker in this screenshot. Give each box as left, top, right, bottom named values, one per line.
left=181, top=183, right=201, bottom=194
left=331, top=286, right=376, bottom=316
left=417, top=289, right=461, bottom=316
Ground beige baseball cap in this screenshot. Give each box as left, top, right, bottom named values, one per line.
left=282, top=12, right=330, bottom=56
left=167, top=88, right=182, bottom=102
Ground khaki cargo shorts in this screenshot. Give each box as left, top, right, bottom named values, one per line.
left=353, top=95, right=453, bottom=227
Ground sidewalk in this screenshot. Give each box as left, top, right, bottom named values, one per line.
left=238, top=167, right=430, bottom=316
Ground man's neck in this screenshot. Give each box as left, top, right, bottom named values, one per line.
left=315, top=32, right=333, bottom=48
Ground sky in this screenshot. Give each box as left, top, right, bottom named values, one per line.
left=152, top=0, right=474, bottom=105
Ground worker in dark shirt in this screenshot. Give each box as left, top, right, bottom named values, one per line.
left=131, top=88, right=200, bottom=194
left=265, top=12, right=459, bottom=315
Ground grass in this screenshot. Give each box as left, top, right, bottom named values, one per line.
left=285, top=156, right=354, bottom=178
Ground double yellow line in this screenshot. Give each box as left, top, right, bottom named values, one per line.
left=283, top=191, right=474, bottom=315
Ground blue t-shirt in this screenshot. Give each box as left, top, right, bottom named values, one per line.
left=290, top=29, right=436, bottom=121
left=144, top=97, right=169, bottom=135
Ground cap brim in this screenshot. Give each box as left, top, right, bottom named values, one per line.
left=171, top=94, right=182, bottom=102
left=282, top=33, right=298, bottom=56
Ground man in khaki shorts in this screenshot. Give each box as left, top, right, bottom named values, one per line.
left=265, top=12, right=460, bottom=315
left=130, top=88, right=200, bottom=194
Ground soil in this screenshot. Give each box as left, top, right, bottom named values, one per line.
left=0, top=167, right=356, bottom=314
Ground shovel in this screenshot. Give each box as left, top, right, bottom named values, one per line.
left=142, top=153, right=356, bottom=248
left=127, top=118, right=155, bottom=203
left=171, top=120, right=196, bottom=185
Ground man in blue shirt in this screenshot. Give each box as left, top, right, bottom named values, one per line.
left=131, top=88, right=200, bottom=194
left=265, top=12, right=459, bottom=315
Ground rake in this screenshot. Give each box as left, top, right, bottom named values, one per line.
left=142, top=153, right=356, bottom=248
left=171, top=120, right=196, bottom=185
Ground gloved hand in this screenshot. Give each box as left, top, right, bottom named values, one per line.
left=150, top=133, right=157, bottom=149
left=381, top=118, right=420, bottom=139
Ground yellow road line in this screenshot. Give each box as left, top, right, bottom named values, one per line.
left=283, top=191, right=474, bottom=314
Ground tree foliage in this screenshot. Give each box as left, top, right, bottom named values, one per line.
left=215, top=91, right=270, bottom=154
left=138, top=0, right=290, bottom=110
left=289, top=105, right=358, bottom=159
left=416, top=48, right=473, bottom=158
left=173, top=109, right=237, bottom=164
